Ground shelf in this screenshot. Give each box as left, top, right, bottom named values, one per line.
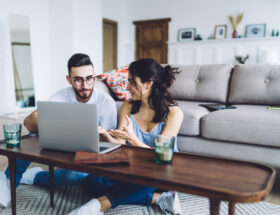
left=168, top=37, right=280, bottom=46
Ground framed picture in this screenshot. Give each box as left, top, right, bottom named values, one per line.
left=245, top=24, right=266, bottom=38
left=214, top=25, right=227, bottom=39
left=178, top=28, right=196, bottom=41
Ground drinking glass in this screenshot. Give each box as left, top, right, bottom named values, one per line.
left=3, top=123, right=22, bottom=147
left=154, top=135, right=175, bottom=164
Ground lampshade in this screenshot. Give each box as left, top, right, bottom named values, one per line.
left=259, top=49, right=280, bottom=65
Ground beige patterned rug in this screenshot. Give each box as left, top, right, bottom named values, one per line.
left=0, top=184, right=280, bottom=215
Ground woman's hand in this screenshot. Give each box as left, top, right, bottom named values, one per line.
left=98, top=126, right=125, bottom=145
left=109, top=115, right=138, bottom=145
left=98, top=126, right=107, bottom=135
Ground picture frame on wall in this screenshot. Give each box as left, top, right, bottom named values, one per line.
left=178, top=28, right=196, bottom=41
left=214, top=25, right=227, bottom=39
left=245, top=24, right=266, bottom=38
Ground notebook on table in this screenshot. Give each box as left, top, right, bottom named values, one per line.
left=74, top=151, right=129, bottom=164
left=37, top=101, right=120, bottom=154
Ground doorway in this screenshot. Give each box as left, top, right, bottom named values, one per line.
left=133, top=18, right=171, bottom=64
left=103, top=18, right=118, bottom=72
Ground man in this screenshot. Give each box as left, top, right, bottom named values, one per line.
left=0, top=53, right=117, bottom=207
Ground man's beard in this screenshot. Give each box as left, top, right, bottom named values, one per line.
left=73, top=87, right=93, bottom=101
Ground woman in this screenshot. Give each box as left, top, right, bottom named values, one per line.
left=68, top=58, right=184, bottom=215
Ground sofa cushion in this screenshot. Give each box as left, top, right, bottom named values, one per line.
left=170, top=64, right=232, bottom=103
left=97, top=66, right=132, bottom=101
left=201, top=105, right=280, bottom=147
left=176, top=100, right=210, bottom=136
left=177, top=136, right=280, bottom=168
left=228, top=65, right=280, bottom=105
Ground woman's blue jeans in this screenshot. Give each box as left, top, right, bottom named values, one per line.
left=83, top=175, right=156, bottom=208
left=34, top=169, right=156, bottom=208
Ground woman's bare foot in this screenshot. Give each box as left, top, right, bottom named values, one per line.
left=152, top=192, right=161, bottom=204
left=98, top=195, right=112, bottom=212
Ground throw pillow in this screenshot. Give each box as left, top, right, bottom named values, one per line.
left=97, top=66, right=132, bottom=101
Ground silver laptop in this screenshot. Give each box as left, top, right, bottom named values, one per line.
left=37, top=101, right=121, bottom=153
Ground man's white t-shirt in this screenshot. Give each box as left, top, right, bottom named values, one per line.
left=49, top=87, right=117, bottom=130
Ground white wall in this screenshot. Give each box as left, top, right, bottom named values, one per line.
left=73, top=0, right=103, bottom=74
left=1, top=0, right=279, bottom=115
left=0, top=0, right=103, bottom=115
left=0, top=0, right=51, bottom=115
left=49, top=0, right=73, bottom=95
left=48, top=0, right=103, bottom=95
left=126, top=0, right=280, bottom=41
left=124, top=0, right=280, bottom=60
left=103, top=0, right=132, bottom=67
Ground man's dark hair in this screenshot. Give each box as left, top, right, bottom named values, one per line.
left=67, top=53, right=93, bottom=75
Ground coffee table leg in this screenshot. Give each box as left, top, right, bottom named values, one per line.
left=209, top=199, right=220, bottom=215
left=229, top=202, right=236, bottom=215
left=49, top=165, right=54, bottom=207
left=8, top=157, right=16, bottom=215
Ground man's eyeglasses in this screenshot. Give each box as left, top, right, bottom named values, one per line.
left=71, top=75, right=95, bottom=87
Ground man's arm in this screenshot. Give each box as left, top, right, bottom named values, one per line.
left=23, top=110, right=38, bottom=133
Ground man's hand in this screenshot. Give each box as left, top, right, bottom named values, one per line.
left=23, top=110, right=38, bottom=133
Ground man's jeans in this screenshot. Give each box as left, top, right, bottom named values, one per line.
left=4, top=160, right=88, bottom=187
left=5, top=160, right=155, bottom=207
left=5, top=159, right=31, bottom=186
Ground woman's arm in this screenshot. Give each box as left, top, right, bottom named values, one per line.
left=116, top=101, right=131, bottom=129
left=99, top=101, right=131, bottom=145
left=109, top=101, right=150, bottom=148
left=110, top=115, right=150, bottom=148
left=161, top=106, right=184, bottom=137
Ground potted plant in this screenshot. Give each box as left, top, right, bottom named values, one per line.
left=228, top=13, right=244, bottom=38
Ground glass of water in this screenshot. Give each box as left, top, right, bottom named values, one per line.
left=154, top=135, right=175, bottom=164
left=3, top=123, right=22, bottom=147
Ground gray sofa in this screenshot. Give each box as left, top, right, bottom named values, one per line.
left=96, top=64, right=280, bottom=168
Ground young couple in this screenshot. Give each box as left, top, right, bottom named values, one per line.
left=0, top=53, right=184, bottom=215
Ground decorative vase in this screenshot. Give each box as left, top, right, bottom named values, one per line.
left=232, top=30, right=238, bottom=38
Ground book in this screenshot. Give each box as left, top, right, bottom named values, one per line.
left=199, top=103, right=236, bottom=112
left=74, top=151, right=129, bottom=164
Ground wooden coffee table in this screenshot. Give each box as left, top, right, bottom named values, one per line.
left=0, top=136, right=276, bottom=215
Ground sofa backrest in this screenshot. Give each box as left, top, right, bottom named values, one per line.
left=169, top=64, right=232, bottom=103
left=95, top=80, right=123, bottom=116
left=228, top=65, right=280, bottom=105
left=94, top=80, right=118, bottom=100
